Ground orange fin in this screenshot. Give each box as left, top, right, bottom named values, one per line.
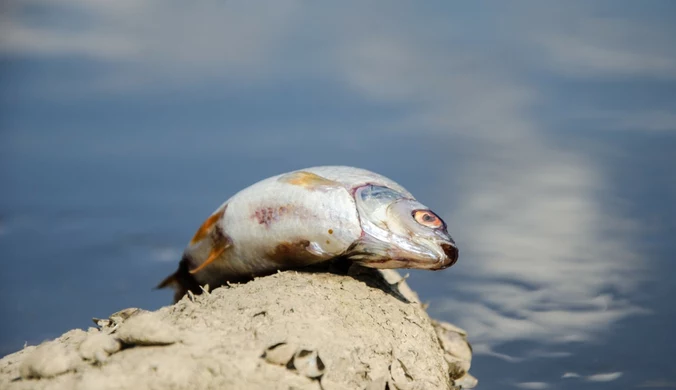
left=189, top=243, right=230, bottom=274
left=190, top=206, right=226, bottom=245
left=186, top=204, right=233, bottom=275
left=278, top=171, right=341, bottom=189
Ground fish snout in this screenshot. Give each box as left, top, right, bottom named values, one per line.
left=434, top=229, right=458, bottom=268
left=439, top=242, right=459, bottom=268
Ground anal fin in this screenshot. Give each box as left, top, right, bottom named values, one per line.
left=156, top=255, right=203, bottom=303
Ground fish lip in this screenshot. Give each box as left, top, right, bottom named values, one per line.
left=439, top=243, right=459, bottom=268
left=434, top=230, right=458, bottom=269
left=384, top=241, right=457, bottom=270
left=347, top=232, right=458, bottom=270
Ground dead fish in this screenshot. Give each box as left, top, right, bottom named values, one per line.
left=158, top=166, right=458, bottom=302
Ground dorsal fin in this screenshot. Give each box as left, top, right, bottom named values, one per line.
left=278, top=171, right=341, bottom=190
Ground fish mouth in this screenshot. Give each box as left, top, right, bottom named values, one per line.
left=346, top=232, right=458, bottom=271
left=351, top=243, right=458, bottom=270
left=439, top=243, right=459, bottom=268
left=405, top=241, right=457, bottom=270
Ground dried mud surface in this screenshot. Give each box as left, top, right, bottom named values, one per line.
left=0, top=269, right=476, bottom=390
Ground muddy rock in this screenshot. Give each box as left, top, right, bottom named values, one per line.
left=0, top=269, right=476, bottom=389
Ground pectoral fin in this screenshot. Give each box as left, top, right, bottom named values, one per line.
left=190, top=206, right=226, bottom=245
left=189, top=242, right=230, bottom=274
left=185, top=205, right=233, bottom=274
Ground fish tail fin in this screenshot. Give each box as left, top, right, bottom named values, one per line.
left=155, top=272, right=179, bottom=290
left=155, top=255, right=202, bottom=303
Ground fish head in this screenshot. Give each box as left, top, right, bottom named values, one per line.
left=350, top=185, right=458, bottom=270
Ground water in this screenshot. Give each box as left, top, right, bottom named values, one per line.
left=1, top=2, right=675, bottom=388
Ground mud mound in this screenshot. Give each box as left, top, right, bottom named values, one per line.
left=0, top=270, right=476, bottom=390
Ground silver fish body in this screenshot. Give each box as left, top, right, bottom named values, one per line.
left=159, top=166, right=458, bottom=302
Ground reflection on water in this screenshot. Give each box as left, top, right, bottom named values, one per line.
left=435, top=141, right=646, bottom=347
left=1, top=1, right=675, bottom=389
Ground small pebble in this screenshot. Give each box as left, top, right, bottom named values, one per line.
left=109, top=308, right=144, bottom=325
left=79, top=333, right=121, bottom=363
left=114, top=312, right=179, bottom=346
left=445, top=354, right=470, bottom=380
left=453, top=372, right=478, bottom=389
left=19, top=342, right=79, bottom=379
left=365, top=377, right=389, bottom=390
left=291, top=349, right=325, bottom=379
left=432, top=320, right=472, bottom=362
left=389, top=359, right=413, bottom=389
left=262, top=342, right=298, bottom=366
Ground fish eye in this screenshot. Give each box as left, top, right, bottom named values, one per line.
left=412, top=209, right=444, bottom=229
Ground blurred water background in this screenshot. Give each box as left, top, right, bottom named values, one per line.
left=1, top=1, right=675, bottom=389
